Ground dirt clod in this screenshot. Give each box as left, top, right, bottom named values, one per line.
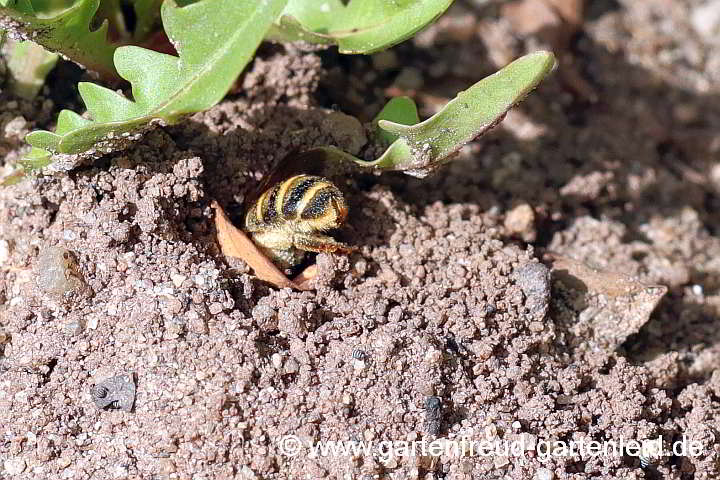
left=91, top=374, right=136, bottom=412
left=424, top=395, right=443, bottom=435
left=513, top=261, right=551, bottom=321
left=504, top=203, right=537, bottom=242
left=34, top=246, right=83, bottom=296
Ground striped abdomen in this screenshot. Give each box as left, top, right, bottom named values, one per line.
left=245, top=175, right=348, bottom=233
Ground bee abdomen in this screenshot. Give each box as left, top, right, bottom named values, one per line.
left=298, top=182, right=339, bottom=220
left=280, top=175, right=345, bottom=224
left=280, top=175, right=316, bottom=219
left=246, top=174, right=347, bottom=233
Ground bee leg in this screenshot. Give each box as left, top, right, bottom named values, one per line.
left=293, top=233, right=354, bottom=254
left=250, top=230, right=304, bottom=269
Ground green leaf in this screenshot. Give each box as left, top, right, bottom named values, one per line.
left=0, top=147, right=52, bottom=186
left=0, top=0, right=116, bottom=78
left=6, top=39, right=59, bottom=99
left=0, top=0, right=33, bottom=14
left=95, top=0, right=130, bottom=41
left=20, top=146, right=53, bottom=169
left=375, top=51, right=557, bottom=175
left=313, top=51, right=557, bottom=177
left=23, top=0, right=288, bottom=166
left=267, top=0, right=453, bottom=54
left=132, top=0, right=162, bottom=41
left=372, top=96, right=419, bottom=144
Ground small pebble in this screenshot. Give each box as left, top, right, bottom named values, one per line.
left=494, top=456, right=509, bottom=468
left=710, top=164, right=720, bottom=193
left=351, top=259, right=367, bottom=278
left=504, top=203, right=536, bottom=242
left=4, top=457, right=26, bottom=475
left=35, top=247, right=83, bottom=295
left=160, top=459, right=176, bottom=474
left=513, top=262, right=551, bottom=321
left=65, top=321, right=84, bottom=336
left=170, top=273, right=187, bottom=288
left=424, top=348, right=443, bottom=365
left=352, top=359, right=367, bottom=371
left=87, top=316, right=99, bottom=330
left=673, top=104, right=700, bottom=124
left=239, top=466, right=259, bottom=480
left=691, top=0, right=720, bottom=38
left=536, top=467, right=555, bottom=480
left=252, top=304, right=278, bottom=331
left=113, top=464, right=129, bottom=478
left=398, top=243, right=414, bottom=257
left=351, top=349, right=366, bottom=360
left=164, top=297, right=183, bottom=315
left=529, top=321, right=544, bottom=332
left=425, top=396, right=443, bottom=435
left=0, top=240, right=10, bottom=265
left=187, top=312, right=208, bottom=335
left=284, top=358, right=300, bottom=374
left=3, top=116, right=27, bottom=140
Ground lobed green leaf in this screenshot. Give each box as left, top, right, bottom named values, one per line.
left=0, top=0, right=116, bottom=78
left=268, top=0, right=453, bottom=54
left=23, top=0, right=288, bottom=166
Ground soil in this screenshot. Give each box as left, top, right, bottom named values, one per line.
left=2, top=0, right=720, bottom=479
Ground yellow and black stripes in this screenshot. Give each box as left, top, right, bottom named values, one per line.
left=244, top=174, right=352, bottom=269
left=246, top=175, right=347, bottom=232
left=280, top=175, right=317, bottom=219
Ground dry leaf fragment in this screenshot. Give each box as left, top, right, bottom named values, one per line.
left=212, top=201, right=317, bottom=290
left=547, top=253, right=668, bottom=353
left=293, top=264, right=318, bottom=291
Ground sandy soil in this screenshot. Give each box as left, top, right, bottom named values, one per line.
left=1, top=0, right=720, bottom=478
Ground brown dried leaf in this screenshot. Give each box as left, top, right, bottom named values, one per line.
left=212, top=201, right=317, bottom=291
left=293, top=264, right=318, bottom=291
left=548, top=254, right=668, bottom=353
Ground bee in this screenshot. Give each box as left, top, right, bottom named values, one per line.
left=244, top=174, right=353, bottom=269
